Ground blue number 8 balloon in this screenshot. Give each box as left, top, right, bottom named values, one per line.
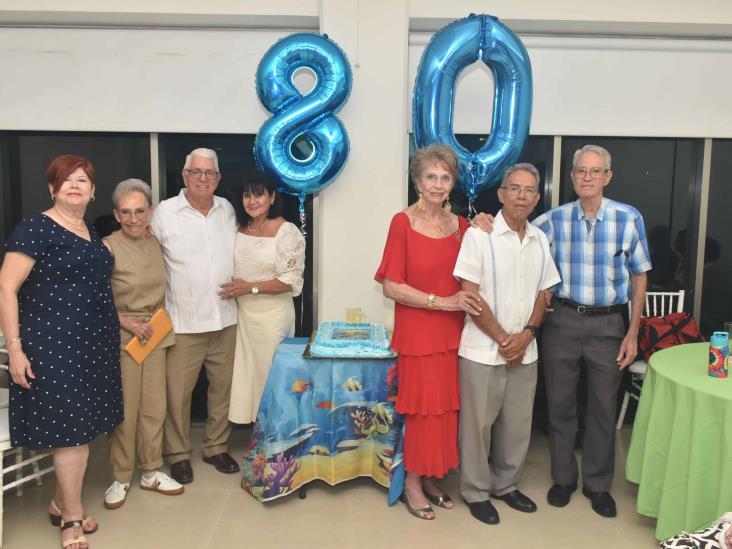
left=254, top=32, right=352, bottom=212
left=413, top=14, right=532, bottom=204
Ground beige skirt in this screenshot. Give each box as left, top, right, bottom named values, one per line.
left=228, top=292, right=295, bottom=424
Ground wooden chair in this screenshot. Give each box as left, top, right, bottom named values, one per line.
left=0, top=350, right=54, bottom=548
left=616, top=290, right=686, bottom=430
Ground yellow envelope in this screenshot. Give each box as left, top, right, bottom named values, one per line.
left=124, top=308, right=173, bottom=366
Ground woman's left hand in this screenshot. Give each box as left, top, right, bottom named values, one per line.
left=218, top=278, right=252, bottom=299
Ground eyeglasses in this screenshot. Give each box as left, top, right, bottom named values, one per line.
left=500, top=184, right=538, bottom=196
left=572, top=167, right=609, bottom=179
left=117, top=208, right=149, bottom=220
left=184, top=169, right=220, bottom=181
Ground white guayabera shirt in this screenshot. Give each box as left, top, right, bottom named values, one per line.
left=454, top=210, right=561, bottom=366
left=151, top=189, right=238, bottom=334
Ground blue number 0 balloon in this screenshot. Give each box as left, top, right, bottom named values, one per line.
left=254, top=32, right=352, bottom=231
left=413, top=14, right=532, bottom=205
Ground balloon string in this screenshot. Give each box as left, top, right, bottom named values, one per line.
left=298, top=194, right=307, bottom=237
left=468, top=201, right=477, bottom=220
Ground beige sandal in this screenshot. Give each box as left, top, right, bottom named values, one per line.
left=49, top=501, right=98, bottom=534
left=60, top=519, right=89, bottom=549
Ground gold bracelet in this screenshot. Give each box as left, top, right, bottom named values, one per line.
left=427, top=294, right=436, bottom=309
left=5, top=336, right=21, bottom=348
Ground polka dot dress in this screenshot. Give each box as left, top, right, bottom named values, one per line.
left=5, top=214, right=123, bottom=449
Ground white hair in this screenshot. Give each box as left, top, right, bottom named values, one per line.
left=501, top=162, right=541, bottom=188
left=573, top=144, right=611, bottom=170
left=184, top=148, right=219, bottom=171
left=112, top=178, right=152, bottom=208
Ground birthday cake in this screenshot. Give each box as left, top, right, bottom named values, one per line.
left=309, top=322, right=393, bottom=358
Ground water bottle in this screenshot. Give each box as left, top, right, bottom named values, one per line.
left=709, top=331, right=729, bottom=378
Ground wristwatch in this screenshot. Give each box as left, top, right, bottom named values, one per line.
left=427, top=293, right=436, bottom=309
left=523, top=324, right=538, bottom=337
left=251, top=285, right=260, bottom=295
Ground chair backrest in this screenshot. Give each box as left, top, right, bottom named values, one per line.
left=629, top=290, right=686, bottom=317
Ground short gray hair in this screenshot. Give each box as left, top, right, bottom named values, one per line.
left=501, top=163, right=540, bottom=188
left=184, top=147, right=219, bottom=171
left=112, top=179, right=152, bottom=208
left=573, top=144, right=611, bottom=170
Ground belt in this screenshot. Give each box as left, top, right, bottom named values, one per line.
left=554, top=297, right=625, bottom=316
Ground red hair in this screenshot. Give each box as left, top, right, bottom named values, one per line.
left=46, top=155, right=96, bottom=194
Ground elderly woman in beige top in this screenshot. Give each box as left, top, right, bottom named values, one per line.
left=101, top=179, right=184, bottom=510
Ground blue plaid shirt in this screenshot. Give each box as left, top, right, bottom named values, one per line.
left=532, top=198, right=652, bottom=306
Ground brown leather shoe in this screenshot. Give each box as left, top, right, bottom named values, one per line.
left=203, top=452, right=240, bottom=474
left=170, top=460, right=193, bottom=485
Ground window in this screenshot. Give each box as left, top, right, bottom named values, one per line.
left=702, top=139, right=732, bottom=336
left=0, top=131, right=150, bottom=248
left=407, top=135, right=554, bottom=218
left=560, top=137, right=703, bottom=301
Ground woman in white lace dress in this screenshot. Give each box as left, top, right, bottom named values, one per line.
left=220, top=176, right=305, bottom=424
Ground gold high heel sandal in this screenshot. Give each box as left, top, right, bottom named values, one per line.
left=400, top=491, right=435, bottom=520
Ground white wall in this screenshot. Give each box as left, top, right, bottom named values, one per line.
left=0, top=28, right=291, bottom=133
left=409, top=35, right=732, bottom=138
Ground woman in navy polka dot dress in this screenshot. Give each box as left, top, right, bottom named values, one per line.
left=0, top=155, right=123, bottom=549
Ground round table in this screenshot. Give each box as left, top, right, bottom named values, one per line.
left=626, top=342, right=732, bottom=540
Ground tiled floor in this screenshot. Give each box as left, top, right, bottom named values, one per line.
left=2, top=426, right=659, bottom=549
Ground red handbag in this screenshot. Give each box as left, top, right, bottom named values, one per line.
left=637, top=312, right=705, bottom=361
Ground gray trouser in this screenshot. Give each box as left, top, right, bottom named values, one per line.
left=541, top=303, right=625, bottom=491
left=459, top=357, right=537, bottom=503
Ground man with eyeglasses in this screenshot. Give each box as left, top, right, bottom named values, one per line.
left=534, top=144, right=651, bottom=518
left=151, top=147, right=240, bottom=485
left=454, top=163, right=560, bottom=525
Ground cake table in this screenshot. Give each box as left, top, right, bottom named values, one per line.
left=241, top=337, right=404, bottom=502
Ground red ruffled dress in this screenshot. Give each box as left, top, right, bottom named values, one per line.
left=375, top=212, right=468, bottom=477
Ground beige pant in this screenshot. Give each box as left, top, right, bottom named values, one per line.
left=163, top=326, right=236, bottom=464
left=109, top=345, right=168, bottom=483
left=459, top=357, right=537, bottom=503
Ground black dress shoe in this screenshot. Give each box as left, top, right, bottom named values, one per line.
left=465, top=499, right=500, bottom=525
left=170, top=460, right=193, bottom=485
left=582, top=488, right=617, bottom=518
left=547, top=481, right=577, bottom=507
left=492, top=490, right=537, bottom=513
left=203, top=452, right=240, bottom=474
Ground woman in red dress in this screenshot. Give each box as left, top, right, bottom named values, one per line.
left=375, top=144, right=481, bottom=520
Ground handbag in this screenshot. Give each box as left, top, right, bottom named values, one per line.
left=659, top=512, right=732, bottom=548
left=123, top=308, right=173, bottom=366
left=637, top=312, right=705, bottom=362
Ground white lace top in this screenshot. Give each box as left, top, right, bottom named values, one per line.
left=233, top=221, right=306, bottom=296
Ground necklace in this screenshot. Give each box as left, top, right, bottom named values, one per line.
left=52, top=208, right=86, bottom=232
left=247, top=218, right=268, bottom=233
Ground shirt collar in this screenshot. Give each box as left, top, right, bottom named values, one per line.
left=174, top=188, right=220, bottom=213
left=494, top=210, right=537, bottom=238
left=573, top=197, right=607, bottom=222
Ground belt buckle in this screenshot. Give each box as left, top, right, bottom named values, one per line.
left=576, top=305, right=587, bottom=315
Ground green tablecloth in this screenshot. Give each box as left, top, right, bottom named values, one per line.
left=626, top=342, right=732, bottom=540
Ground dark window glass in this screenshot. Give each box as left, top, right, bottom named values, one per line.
left=702, top=139, right=732, bottom=336
left=0, top=131, right=151, bottom=248
left=407, top=135, right=554, bottom=219
left=560, top=137, right=703, bottom=303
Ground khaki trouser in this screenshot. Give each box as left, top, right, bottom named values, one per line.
left=109, top=345, right=168, bottom=483
left=459, top=357, right=537, bottom=503
left=163, top=325, right=236, bottom=464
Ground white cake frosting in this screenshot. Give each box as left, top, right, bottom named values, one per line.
left=310, top=322, right=392, bottom=358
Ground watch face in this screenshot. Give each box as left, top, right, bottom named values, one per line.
left=252, top=286, right=259, bottom=295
